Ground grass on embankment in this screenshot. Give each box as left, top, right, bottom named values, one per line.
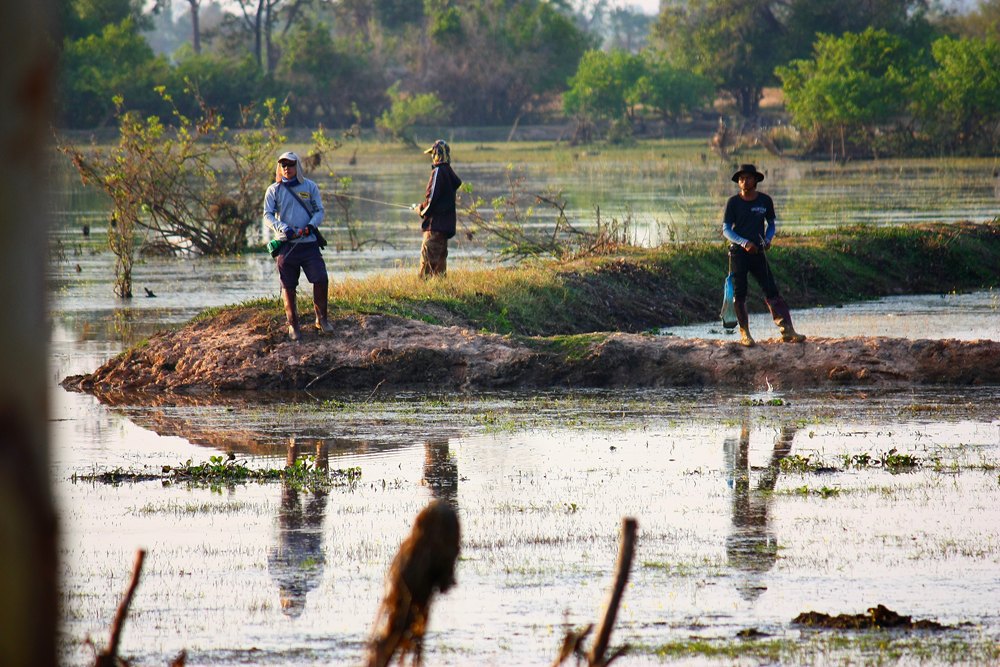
left=317, top=221, right=999, bottom=337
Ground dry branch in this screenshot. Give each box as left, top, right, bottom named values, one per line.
left=94, top=548, right=146, bottom=667
left=554, top=517, right=638, bottom=667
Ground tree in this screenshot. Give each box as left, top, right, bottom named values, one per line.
left=781, top=0, right=936, bottom=62
left=185, top=0, right=202, bottom=53
left=563, top=49, right=645, bottom=123
left=417, top=0, right=594, bottom=125
left=172, top=52, right=267, bottom=125
left=224, top=0, right=310, bottom=73
left=777, top=28, right=917, bottom=157
left=651, top=0, right=935, bottom=119
left=913, top=36, right=1000, bottom=153
left=606, top=6, right=653, bottom=53
left=60, top=0, right=151, bottom=39
left=939, top=0, right=1000, bottom=42
left=634, top=51, right=714, bottom=124
left=652, top=0, right=785, bottom=118
left=275, top=22, right=389, bottom=127
left=56, top=17, right=172, bottom=127
left=57, top=92, right=318, bottom=272
left=376, top=83, right=449, bottom=145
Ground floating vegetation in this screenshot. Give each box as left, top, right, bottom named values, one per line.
left=780, top=454, right=818, bottom=473
left=838, top=448, right=922, bottom=472
left=72, top=455, right=361, bottom=492
left=880, top=448, right=921, bottom=472
left=740, top=397, right=787, bottom=406
left=787, top=485, right=842, bottom=498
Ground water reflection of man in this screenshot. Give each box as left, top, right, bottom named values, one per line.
left=268, top=438, right=329, bottom=618
left=423, top=438, right=458, bottom=507
left=724, top=421, right=796, bottom=601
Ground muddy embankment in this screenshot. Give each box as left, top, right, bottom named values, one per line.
left=62, top=223, right=1000, bottom=400
left=62, top=309, right=1000, bottom=400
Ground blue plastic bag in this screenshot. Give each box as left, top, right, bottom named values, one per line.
left=720, top=273, right=737, bottom=330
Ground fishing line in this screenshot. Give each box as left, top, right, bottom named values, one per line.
left=332, top=192, right=415, bottom=210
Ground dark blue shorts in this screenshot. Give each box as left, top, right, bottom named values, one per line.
left=275, top=242, right=328, bottom=289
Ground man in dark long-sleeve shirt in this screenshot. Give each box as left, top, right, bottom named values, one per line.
left=417, top=140, right=462, bottom=277
left=722, top=164, right=806, bottom=347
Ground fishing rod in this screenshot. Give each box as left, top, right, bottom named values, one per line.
left=331, top=192, right=416, bottom=210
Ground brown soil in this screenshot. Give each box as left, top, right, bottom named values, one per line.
left=61, top=309, right=1000, bottom=403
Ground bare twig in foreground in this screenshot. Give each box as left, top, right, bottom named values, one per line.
left=554, top=517, right=638, bottom=667
left=94, top=549, right=146, bottom=667
left=367, top=500, right=461, bottom=667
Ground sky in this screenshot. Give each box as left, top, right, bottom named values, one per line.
left=626, top=0, right=660, bottom=13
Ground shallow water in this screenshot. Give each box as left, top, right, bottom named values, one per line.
left=49, top=247, right=1000, bottom=665
left=54, top=386, right=1000, bottom=666
left=50, top=148, right=1000, bottom=250
left=664, top=289, right=999, bottom=342
left=47, top=146, right=1000, bottom=665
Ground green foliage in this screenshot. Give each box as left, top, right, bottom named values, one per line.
left=61, top=0, right=151, bottom=40
left=172, top=53, right=267, bottom=124
left=419, top=0, right=594, bottom=125
left=376, top=83, right=450, bottom=145
left=777, top=28, right=918, bottom=157
left=56, top=91, right=313, bottom=271
left=651, top=0, right=786, bottom=118
left=276, top=22, right=388, bottom=127
left=564, top=49, right=645, bottom=122
left=633, top=52, right=714, bottom=123
left=912, top=36, right=1000, bottom=154
left=57, top=17, right=171, bottom=128
left=425, top=0, right=462, bottom=41
left=781, top=0, right=934, bottom=63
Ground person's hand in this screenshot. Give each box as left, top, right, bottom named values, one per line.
left=761, top=239, right=771, bottom=251
left=744, top=241, right=759, bottom=254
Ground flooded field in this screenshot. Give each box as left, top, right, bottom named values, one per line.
left=48, top=147, right=999, bottom=665
left=50, top=142, right=1000, bottom=250
left=51, top=264, right=1000, bottom=665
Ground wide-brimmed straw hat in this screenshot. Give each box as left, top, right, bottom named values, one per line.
left=731, top=163, right=765, bottom=183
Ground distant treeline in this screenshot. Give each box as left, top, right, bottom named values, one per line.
left=57, top=0, right=1000, bottom=156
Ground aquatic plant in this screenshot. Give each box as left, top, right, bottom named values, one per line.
left=72, top=455, right=361, bottom=492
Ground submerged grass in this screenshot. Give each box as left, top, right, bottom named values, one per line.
left=644, top=632, right=1000, bottom=664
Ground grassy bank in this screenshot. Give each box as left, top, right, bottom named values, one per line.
left=319, top=221, right=999, bottom=336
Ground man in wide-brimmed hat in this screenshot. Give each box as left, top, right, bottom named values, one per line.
left=722, top=163, right=806, bottom=347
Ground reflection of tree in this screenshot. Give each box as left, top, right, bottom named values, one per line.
left=724, top=421, right=796, bottom=601
left=423, top=438, right=458, bottom=507
left=268, top=438, right=329, bottom=618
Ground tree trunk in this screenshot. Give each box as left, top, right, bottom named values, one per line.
left=189, top=0, right=201, bottom=54
left=265, top=0, right=273, bottom=75
left=0, top=2, right=59, bottom=667
left=254, top=0, right=264, bottom=69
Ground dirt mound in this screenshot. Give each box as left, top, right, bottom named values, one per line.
left=793, top=604, right=946, bottom=631
left=61, top=312, right=1000, bottom=402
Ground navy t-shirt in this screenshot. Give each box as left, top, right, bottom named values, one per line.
left=724, top=193, right=775, bottom=245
